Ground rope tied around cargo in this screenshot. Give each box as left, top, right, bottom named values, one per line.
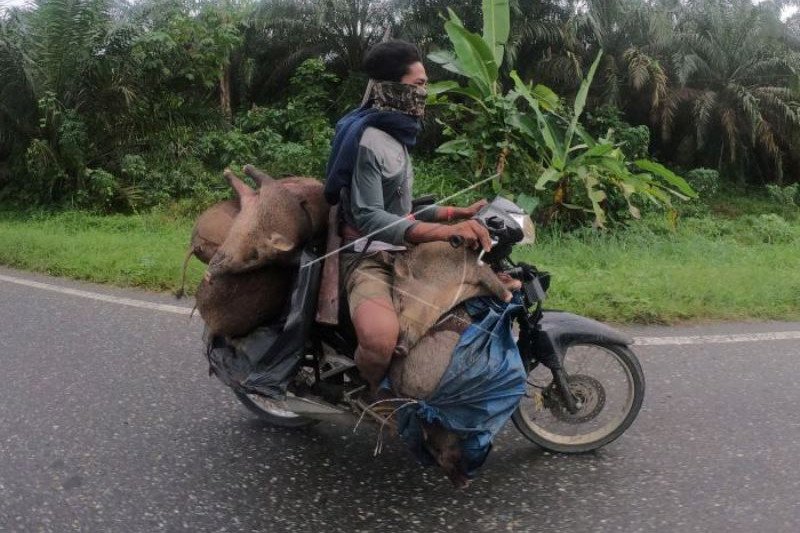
left=352, top=397, right=420, bottom=456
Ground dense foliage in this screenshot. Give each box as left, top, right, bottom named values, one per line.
left=1, top=0, right=799, bottom=219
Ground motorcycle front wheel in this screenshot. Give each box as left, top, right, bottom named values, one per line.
left=234, top=391, right=318, bottom=428
left=512, top=342, right=644, bottom=454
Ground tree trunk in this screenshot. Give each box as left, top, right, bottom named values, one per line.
left=220, top=64, right=232, bottom=122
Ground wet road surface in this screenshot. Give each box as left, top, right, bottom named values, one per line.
left=2, top=267, right=799, bottom=532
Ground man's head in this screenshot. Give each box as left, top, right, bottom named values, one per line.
left=363, top=40, right=428, bottom=117
left=363, top=40, right=428, bottom=88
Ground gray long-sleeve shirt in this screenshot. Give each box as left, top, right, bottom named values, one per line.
left=341, top=126, right=436, bottom=248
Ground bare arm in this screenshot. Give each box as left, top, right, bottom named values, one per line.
left=414, top=199, right=488, bottom=223
left=404, top=219, right=492, bottom=251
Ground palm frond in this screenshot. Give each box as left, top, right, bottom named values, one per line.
left=649, top=60, right=668, bottom=109
left=720, top=107, right=739, bottom=162
left=692, top=90, right=717, bottom=148
left=756, top=118, right=781, bottom=161
left=656, top=89, right=681, bottom=142
left=729, top=83, right=761, bottom=145
left=624, top=48, right=651, bottom=91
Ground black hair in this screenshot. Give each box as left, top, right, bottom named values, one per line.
left=362, top=40, right=422, bottom=82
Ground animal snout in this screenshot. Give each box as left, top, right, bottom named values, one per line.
left=421, top=421, right=471, bottom=488
left=207, top=253, right=229, bottom=276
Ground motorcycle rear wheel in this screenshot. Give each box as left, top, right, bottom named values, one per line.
left=512, top=342, right=644, bottom=454
left=234, top=391, right=318, bottom=428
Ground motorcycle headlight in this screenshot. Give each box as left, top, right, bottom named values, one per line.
left=511, top=213, right=536, bottom=245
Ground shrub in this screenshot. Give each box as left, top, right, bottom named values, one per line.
left=585, top=105, right=651, bottom=160
left=413, top=157, right=482, bottom=204
left=740, top=214, right=799, bottom=244
left=196, top=128, right=260, bottom=169
left=121, top=154, right=148, bottom=181
left=685, top=168, right=721, bottom=198
left=766, top=183, right=798, bottom=207
left=676, top=168, right=721, bottom=217
left=73, top=168, right=121, bottom=212
left=195, top=58, right=337, bottom=178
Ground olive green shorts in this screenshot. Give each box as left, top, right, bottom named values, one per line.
left=340, top=251, right=396, bottom=316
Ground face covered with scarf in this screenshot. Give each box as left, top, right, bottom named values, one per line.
left=370, top=80, right=428, bottom=118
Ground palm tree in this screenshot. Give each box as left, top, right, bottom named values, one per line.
left=0, top=8, right=38, bottom=149
left=503, top=0, right=570, bottom=82
left=660, top=0, right=800, bottom=183
left=246, top=0, right=396, bottom=105
left=0, top=0, right=141, bottom=199
left=535, top=0, right=671, bottom=113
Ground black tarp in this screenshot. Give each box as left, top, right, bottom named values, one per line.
left=205, top=248, right=322, bottom=398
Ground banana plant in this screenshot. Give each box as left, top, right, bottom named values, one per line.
left=512, top=51, right=696, bottom=226
left=427, top=0, right=556, bottom=211
left=428, top=1, right=508, bottom=99
left=427, top=2, right=695, bottom=226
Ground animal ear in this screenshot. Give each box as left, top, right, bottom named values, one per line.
left=243, top=164, right=274, bottom=188
left=268, top=232, right=295, bottom=252
left=224, top=170, right=257, bottom=199
left=298, top=199, right=314, bottom=234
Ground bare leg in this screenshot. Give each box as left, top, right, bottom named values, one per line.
left=351, top=297, right=400, bottom=394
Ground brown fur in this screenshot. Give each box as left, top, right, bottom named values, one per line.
left=278, top=176, right=329, bottom=236
left=176, top=199, right=239, bottom=297
left=421, top=421, right=470, bottom=489
left=389, top=308, right=470, bottom=399
left=207, top=169, right=328, bottom=276
left=193, top=167, right=328, bottom=336
left=195, top=266, right=292, bottom=338
left=388, top=244, right=521, bottom=488
left=392, top=241, right=513, bottom=352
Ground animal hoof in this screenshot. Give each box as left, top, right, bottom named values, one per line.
left=393, top=343, right=409, bottom=358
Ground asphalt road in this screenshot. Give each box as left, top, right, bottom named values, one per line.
left=2, top=266, right=800, bottom=532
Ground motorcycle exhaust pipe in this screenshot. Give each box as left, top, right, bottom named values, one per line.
left=276, top=395, right=356, bottom=425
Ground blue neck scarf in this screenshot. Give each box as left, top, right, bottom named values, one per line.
left=324, top=105, right=421, bottom=205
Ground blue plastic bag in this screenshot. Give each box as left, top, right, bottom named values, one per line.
left=394, top=294, right=527, bottom=477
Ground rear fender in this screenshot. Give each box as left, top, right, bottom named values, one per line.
left=531, top=311, right=633, bottom=370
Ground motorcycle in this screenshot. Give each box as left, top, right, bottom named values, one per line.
left=206, top=196, right=645, bottom=456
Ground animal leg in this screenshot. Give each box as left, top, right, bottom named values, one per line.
left=175, top=246, right=195, bottom=299
left=475, top=265, right=514, bottom=302
left=394, top=284, right=452, bottom=352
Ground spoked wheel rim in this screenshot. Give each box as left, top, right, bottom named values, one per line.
left=517, top=343, right=638, bottom=448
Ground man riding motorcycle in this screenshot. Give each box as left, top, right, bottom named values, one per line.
left=200, top=40, right=644, bottom=487
left=324, top=40, right=495, bottom=396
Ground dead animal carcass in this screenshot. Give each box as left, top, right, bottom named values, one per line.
left=192, top=166, right=328, bottom=337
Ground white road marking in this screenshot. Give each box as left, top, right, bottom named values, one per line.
left=0, top=273, right=193, bottom=316
left=633, top=331, right=800, bottom=346
left=2, top=272, right=799, bottom=344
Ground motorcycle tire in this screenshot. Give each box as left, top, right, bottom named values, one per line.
left=234, top=391, right=319, bottom=428
left=512, top=342, right=644, bottom=454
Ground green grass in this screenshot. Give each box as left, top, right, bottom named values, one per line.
left=0, top=209, right=205, bottom=294
left=0, top=204, right=799, bottom=324
left=518, top=213, right=800, bottom=324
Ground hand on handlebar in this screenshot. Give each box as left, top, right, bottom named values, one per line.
left=446, top=220, right=492, bottom=251
left=464, top=199, right=489, bottom=218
